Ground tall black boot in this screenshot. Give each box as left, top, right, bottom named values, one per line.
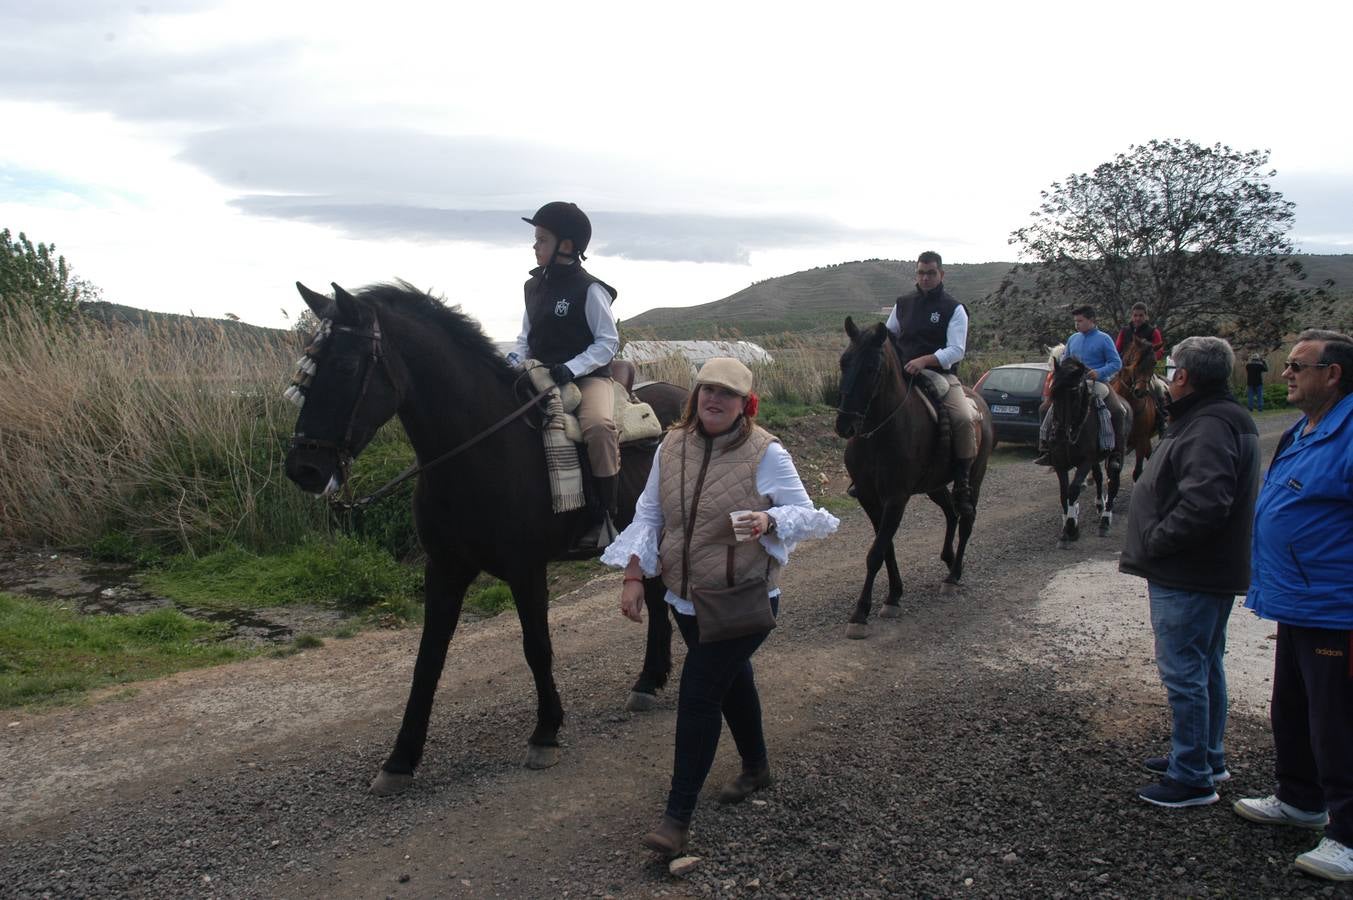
left=951, top=457, right=976, bottom=518
left=573, top=475, right=619, bottom=552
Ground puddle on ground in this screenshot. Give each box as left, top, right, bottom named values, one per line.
left=0, top=550, right=347, bottom=645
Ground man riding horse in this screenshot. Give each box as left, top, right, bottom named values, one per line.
left=1115, top=301, right=1169, bottom=437
left=883, top=251, right=978, bottom=516
left=1034, top=305, right=1126, bottom=466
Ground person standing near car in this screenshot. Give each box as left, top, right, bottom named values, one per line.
left=1245, top=352, right=1269, bottom=412
left=1120, top=336, right=1260, bottom=808
left=1233, top=329, right=1353, bottom=882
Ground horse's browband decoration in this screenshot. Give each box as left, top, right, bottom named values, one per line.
left=283, top=319, right=333, bottom=408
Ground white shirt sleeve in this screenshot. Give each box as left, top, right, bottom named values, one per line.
left=933, top=304, right=968, bottom=370
left=561, top=283, right=620, bottom=378
left=600, top=453, right=663, bottom=575
left=509, top=309, right=531, bottom=367
left=885, top=305, right=901, bottom=338
left=755, top=443, right=841, bottom=564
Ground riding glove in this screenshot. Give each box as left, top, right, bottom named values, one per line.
left=549, top=364, right=575, bottom=386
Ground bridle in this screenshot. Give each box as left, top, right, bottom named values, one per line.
left=289, top=319, right=386, bottom=490
left=1052, top=368, right=1092, bottom=445
left=288, top=317, right=550, bottom=511
left=837, top=341, right=914, bottom=440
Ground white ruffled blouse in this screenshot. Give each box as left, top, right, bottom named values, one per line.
left=601, top=441, right=840, bottom=615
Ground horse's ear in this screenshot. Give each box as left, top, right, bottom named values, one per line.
left=845, top=316, right=859, bottom=341
left=331, top=282, right=363, bottom=323
left=869, top=323, right=889, bottom=347
left=296, top=282, right=336, bottom=319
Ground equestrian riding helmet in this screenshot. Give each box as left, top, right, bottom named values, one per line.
left=522, top=202, right=592, bottom=257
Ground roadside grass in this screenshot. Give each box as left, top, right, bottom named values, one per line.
left=142, top=535, right=422, bottom=614
left=0, top=593, right=250, bottom=708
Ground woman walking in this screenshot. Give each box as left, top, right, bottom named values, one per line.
left=603, top=358, right=839, bottom=856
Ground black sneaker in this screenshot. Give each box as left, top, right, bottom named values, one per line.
left=1143, top=755, right=1231, bottom=783
left=1137, top=777, right=1219, bottom=808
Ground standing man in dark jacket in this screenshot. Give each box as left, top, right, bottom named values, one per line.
left=1120, top=335, right=1260, bottom=808
left=1234, top=329, right=1353, bottom=882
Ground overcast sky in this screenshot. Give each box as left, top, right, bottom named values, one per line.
left=2, top=0, right=1349, bottom=340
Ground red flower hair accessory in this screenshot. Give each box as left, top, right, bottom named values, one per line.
left=744, top=391, right=759, bottom=417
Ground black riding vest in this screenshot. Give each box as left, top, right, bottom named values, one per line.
left=893, top=286, right=963, bottom=374
left=523, top=264, right=617, bottom=373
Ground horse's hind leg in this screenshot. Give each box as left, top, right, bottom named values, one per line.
left=508, top=565, right=565, bottom=769
left=926, top=488, right=964, bottom=589
left=374, top=557, right=476, bottom=796
left=626, top=577, right=673, bottom=712
left=848, top=498, right=907, bottom=639
left=1092, top=463, right=1113, bottom=536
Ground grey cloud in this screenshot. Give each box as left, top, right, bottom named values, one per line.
left=230, top=197, right=896, bottom=265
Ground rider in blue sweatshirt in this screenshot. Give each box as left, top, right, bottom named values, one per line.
left=1033, top=305, right=1123, bottom=465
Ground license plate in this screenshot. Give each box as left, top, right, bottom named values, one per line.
left=992, top=404, right=1020, bottom=414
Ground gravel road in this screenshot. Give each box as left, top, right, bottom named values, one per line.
left=4, top=411, right=1349, bottom=899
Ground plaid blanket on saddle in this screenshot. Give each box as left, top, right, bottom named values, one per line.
left=525, top=362, right=586, bottom=513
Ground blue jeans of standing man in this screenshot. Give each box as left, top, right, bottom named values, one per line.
left=665, top=595, right=779, bottom=824
left=1149, top=583, right=1235, bottom=787
left=1246, top=385, right=1263, bottom=411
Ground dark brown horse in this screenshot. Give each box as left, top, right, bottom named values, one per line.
left=834, top=317, right=993, bottom=639
left=1045, top=349, right=1132, bottom=547
left=1113, top=335, right=1159, bottom=481
left=284, top=281, right=685, bottom=795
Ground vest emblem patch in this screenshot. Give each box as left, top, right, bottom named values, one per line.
left=929, top=311, right=941, bottom=324
left=554, top=299, right=570, bottom=317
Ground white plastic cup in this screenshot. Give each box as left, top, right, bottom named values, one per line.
left=730, top=510, right=758, bottom=541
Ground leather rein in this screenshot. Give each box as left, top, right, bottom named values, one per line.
left=288, top=320, right=549, bottom=512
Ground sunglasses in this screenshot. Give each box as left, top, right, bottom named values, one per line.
left=1283, top=360, right=1332, bottom=372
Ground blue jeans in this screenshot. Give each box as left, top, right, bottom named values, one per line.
left=1149, top=584, right=1234, bottom=787
left=665, top=595, right=779, bottom=824
left=1246, top=385, right=1263, bottom=411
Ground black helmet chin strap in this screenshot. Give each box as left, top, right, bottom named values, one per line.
left=545, top=236, right=584, bottom=276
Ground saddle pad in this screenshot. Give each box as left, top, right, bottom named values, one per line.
left=613, top=382, right=663, bottom=444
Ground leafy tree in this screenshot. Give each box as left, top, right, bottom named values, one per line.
left=993, top=139, right=1330, bottom=352
left=0, top=228, right=97, bottom=323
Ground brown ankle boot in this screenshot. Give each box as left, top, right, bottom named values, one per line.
left=641, top=815, right=689, bottom=857
left=718, top=765, right=772, bottom=804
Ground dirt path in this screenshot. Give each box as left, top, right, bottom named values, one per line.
left=5, top=412, right=1346, bottom=899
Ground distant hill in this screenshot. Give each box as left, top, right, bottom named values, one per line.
left=623, top=255, right=1353, bottom=342
left=79, top=301, right=293, bottom=347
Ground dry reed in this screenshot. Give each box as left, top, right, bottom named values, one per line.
left=0, top=309, right=326, bottom=552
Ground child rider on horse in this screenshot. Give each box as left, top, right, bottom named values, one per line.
left=511, top=201, right=621, bottom=551
left=1114, top=301, right=1169, bottom=437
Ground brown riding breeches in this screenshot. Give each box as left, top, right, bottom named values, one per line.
left=941, top=375, right=977, bottom=460
left=577, top=375, right=620, bottom=478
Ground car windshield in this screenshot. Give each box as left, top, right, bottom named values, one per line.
left=982, top=368, right=1046, bottom=394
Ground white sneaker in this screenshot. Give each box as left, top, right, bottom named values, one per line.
left=1233, top=795, right=1329, bottom=828
left=1294, top=838, right=1353, bottom=882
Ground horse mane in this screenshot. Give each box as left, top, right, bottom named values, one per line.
left=355, top=281, right=513, bottom=377
left=1047, top=343, right=1066, bottom=367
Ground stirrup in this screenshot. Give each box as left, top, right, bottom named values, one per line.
left=571, top=513, right=618, bottom=553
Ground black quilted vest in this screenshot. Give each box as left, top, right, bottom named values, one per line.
left=892, top=286, right=962, bottom=374
left=523, top=264, right=617, bottom=373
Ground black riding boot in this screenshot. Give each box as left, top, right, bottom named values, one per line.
left=1032, top=443, right=1051, bottom=466
left=951, top=457, right=976, bottom=518
left=573, top=475, right=619, bottom=552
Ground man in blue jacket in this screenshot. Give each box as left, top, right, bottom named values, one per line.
left=1120, top=336, right=1260, bottom=808
left=1234, top=329, right=1353, bottom=882
left=1033, top=305, right=1123, bottom=465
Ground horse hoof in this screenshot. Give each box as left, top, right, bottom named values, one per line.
left=524, top=744, right=561, bottom=770
left=845, top=623, right=870, bottom=640
left=626, top=690, right=658, bottom=712
left=878, top=604, right=902, bottom=619
left=939, top=581, right=959, bottom=594
left=369, top=769, right=414, bottom=796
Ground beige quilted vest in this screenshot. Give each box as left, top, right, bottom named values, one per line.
left=658, top=425, right=782, bottom=599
